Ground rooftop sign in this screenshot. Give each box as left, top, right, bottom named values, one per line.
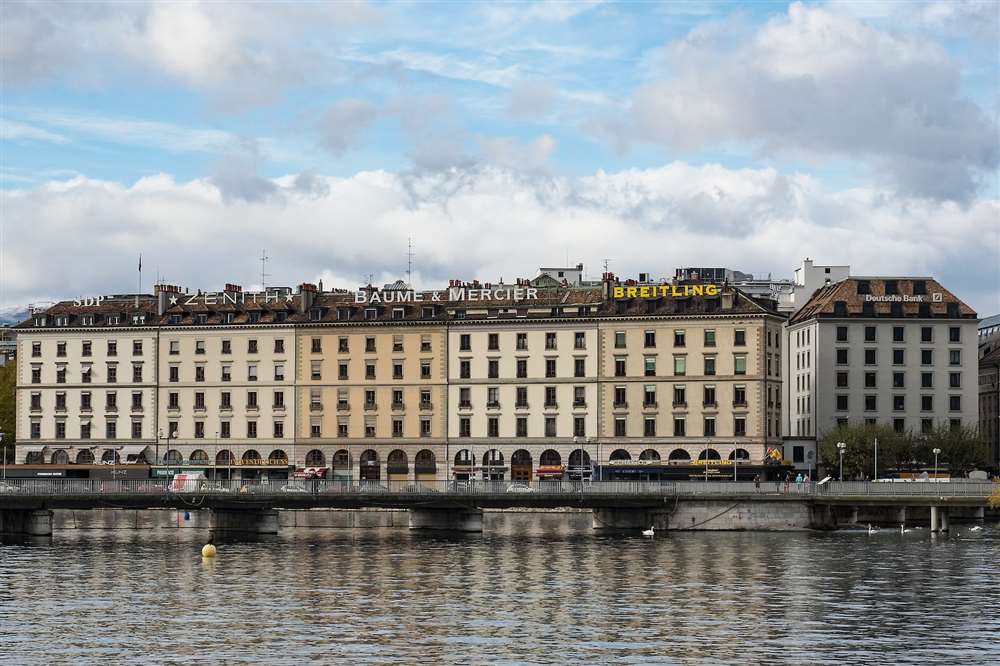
left=355, top=287, right=539, bottom=304
left=613, top=284, right=720, bottom=299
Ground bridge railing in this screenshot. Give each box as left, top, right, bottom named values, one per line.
left=0, top=478, right=995, bottom=499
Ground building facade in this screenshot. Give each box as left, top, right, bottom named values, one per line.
left=14, top=275, right=787, bottom=480
left=785, top=277, right=979, bottom=458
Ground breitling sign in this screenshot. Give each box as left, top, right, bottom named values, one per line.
left=612, top=284, right=720, bottom=299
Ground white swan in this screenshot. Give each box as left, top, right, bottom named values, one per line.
left=867, top=523, right=879, bottom=535
left=900, top=524, right=912, bottom=534
left=642, top=526, right=655, bottom=537
left=969, top=526, right=983, bottom=532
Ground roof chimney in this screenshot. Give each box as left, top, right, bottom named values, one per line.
left=298, top=283, right=317, bottom=313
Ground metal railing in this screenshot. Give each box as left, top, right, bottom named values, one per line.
left=0, top=478, right=995, bottom=500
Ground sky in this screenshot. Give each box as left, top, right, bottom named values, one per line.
left=1, top=0, right=998, bottom=315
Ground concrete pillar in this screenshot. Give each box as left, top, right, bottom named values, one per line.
left=974, top=506, right=985, bottom=520
left=850, top=506, right=859, bottom=525
left=0, top=509, right=53, bottom=536
left=930, top=505, right=939, bottom=532
left=408, top=508, right=483, bottom=532
left=210, top=509, right=280, bottom=534
left=592, top=507, right=666, bottom=532
left=898, top=506, right=907, bottom=526
left=940, top=507, right=950, bottom=532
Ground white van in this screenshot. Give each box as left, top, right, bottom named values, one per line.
left=169, top=472, right=207, bottom=493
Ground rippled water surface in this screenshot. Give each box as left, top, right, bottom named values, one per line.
left=2, top=514, right=998, bottom=665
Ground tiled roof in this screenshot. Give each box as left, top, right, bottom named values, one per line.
left=789, top=278, right=976, bottom=325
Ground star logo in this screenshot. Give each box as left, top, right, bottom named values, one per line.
left=285, top=293, right=293, bottom=302
left=169, top=295, right=178, bottom=305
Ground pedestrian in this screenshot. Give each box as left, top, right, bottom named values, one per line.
left=784, top=472, right=790, bottom=494
left=795, top=473, right=803, bottom=492
left=754, top=474, right=761, bottom=492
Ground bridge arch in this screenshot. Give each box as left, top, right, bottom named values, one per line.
left=76, top=449, right=95, bottom=465
left=668, top=448, right=691, bottom=461
left=359, top=449, right=380, bottom=481
left=609, top=449, right=631, bottom=461
left=639, top=448, right=660, bottom=461
left=698, top=448, right=721, bottom=461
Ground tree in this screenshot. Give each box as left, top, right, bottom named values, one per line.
left=818, top=422, right=915, bottom=480
left=918, top=424, right=991, bottom=476
left=0, top=360, right=14, bottom=463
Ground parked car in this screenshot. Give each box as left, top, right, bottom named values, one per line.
left=505, top=483, right=535, bottom=494
left=0, top=481, right=19, bottom=494
left=280, top=484, right=308, bottom=493
left=202, top=483, right=233, bottom=494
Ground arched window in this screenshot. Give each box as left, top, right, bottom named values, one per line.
left=568, top=449, right=592, bottom=468
left=415, top=449, right=436, bottom=472
left=638, top=449, right=660, bottom=461
left=668, top=448, right=691, bottom=461
left=510, top=449, right=532, bottom=481
left=609, top=449, right=631, bottom=461
left=26, top=451, right=44, bottom=464
left=100, top=450, right=120, bottom=464
left=698, top=448, right=721, bottom=461
left=387, top=449, right=409, bottom=473
left=76, top=449, right=95, bottom=465
left=359, top=449, right=380, bottom=481
left=164, top=449, right=182, bottom=464
left=216, top=450, right=234, bottom=465
left=360, top=449, right=379, bottom=466
left=332, top=449, right=350, bottom=469
left=539, top=449, right=561, bottom=466
left=242, top=449, right=262, bottom=465
left=268, top=449, right=288, bottom=465
left=511, top=449, right=532, bottom=465
left=482, top=449, right=504, bottom=466
left=51, top=450, right=69, bottom=465
left=190, top=449, right=209, bottom=463
left=305, top=449, right=326, bottom=467
left=729, top=448, right=751, bottom=461
left=454, top=449, right=472, bottom=466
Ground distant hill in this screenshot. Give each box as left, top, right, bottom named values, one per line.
left=0, top=306, right=29, bottom=327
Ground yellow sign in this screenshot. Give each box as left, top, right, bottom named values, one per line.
left=613, top=284, right=720, bottom=299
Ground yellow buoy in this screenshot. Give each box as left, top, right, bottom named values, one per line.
left=201, top=543, right=217, bottom=558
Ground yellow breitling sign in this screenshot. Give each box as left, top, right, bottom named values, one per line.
left=613, top=284, right=720, bottom=299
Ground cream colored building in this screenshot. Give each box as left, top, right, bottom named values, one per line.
left=15, top=296, right=159, bottom=464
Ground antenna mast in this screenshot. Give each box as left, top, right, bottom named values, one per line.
left=406, top=237, right=414, bottom=288
left=259, top=249, right=270, bottom=290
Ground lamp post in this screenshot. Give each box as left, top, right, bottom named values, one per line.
left=837, top=442, right=846, bottom=482
left=873, top=436, right=879, bottom=482
left=1, top=432, right=6, bottom=481
left=932, top=447, right=941, bottom=480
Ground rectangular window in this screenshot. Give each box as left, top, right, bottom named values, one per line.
left=247, top=421, right=257, bottom=438
left=864, top=326, right=876, bottom=342
left=921, top=327, right=933, bottom=343
left=274, top=364, right=284, bottom=381
left=893, top=395, right=905, bottom=411
left=488, top=333, right=500, bottom=351
left=673, top=385, right=685, bottom=406
left=394, top=361, right=404, bottom=379
left=615, top=357, right=626, bottom=377
left=221, top=339, right=231, bottom=354
left=393, top=335, right=403, bottom=352
left=865, top=394, right=877, bottom=411
left=247, top=365, right=257, bottom=382
left=703, top=417, right=716, bottom=437
left=545, top=386, right=557, bottom=407
left=545, top=358, right=557, bottom=378
left=644, top=330, right=656, bottom=348
left=863, top=372, right=876, bottom=388
left=132, top=364, right=142, bottom=382
left=273, top=390, right=284, bottom=408
left=516, top=359, right=528, bottom=378
left=248, top=339, right=258, bottom=354
left=865, top=349, right=877, bottom=366
left=734, top=355, right=747, bottom=375
left=704, top=356, right=716, bottom=376
left=133, top=340, right=142, bottom=356
left=836, top=326, right=848, bottom=342
left=338, top=363, right=348, bottom=380
left=460, top=360, right=471, bottom=379
left=893, top=372, right=905, bottom=388
left=673, top=417, right=685, bottom=437
left=734, top=329, right=746, bottom=346
left=311, top=337, right=322, bottom=353
left=614, top=331, right=625, bottom=348
left=643, top=384, right=657, bottom=407
left=247, top=391, right=258, bottom=409
left=949, top=372, right=961, bottom=388
left=517, top=333, right=528, bottom=350
left=703, top=385, right=716, bottom=407
left=836, top=349, right=848, bottom=365
left=892, top=326, right=904, bottom=342
left=573, top=385, right=586, bottom=406
left=221, top=392, right=231, bottom=409
left=421, top=419, right=431, bottom=437
left=459, top=334, right=471, bottom=351
left=734, top=416, right=746, bottom=437
left=516, top=417, right=528, bottom=438
left=421, top=360, right=431, bottom=379
left=487, top=417, right=501, bottom=437
left=274, top=339, right=284, bottom=354
left=107, top=341, right=117, bottom=356
left=733, top=385, right=746, bottom=406
left=574, top=331, right=586, bottom=350
left=949, top=326, right=960, bottom=343
left=545, top=417, right=556, bottom=438
left=339, top=337, right=349, bottom=353
left=921, top=349, right=933, bottom=366
left=949, top=349, right=961, bottom=366
left=893, top=349, right=904, bottom=365
left=614, top=417, right=626, bottom=437
left=614, top=386, right=626, bottom=407
left=949, top=395, right=961, bottom=412
left=704, top=329, right=716, bottom=347
left=837, top=372, right=850, bottom=388
left=194, top=421, right=205, bottom=439
left=673, top=356, right=686, bottom=376
left=836, top=395, right=848, bottom=411
left=921, top=395, right=933, bottom=412
left=574, top=358, right=585, bottom=377
left=673, top=329, right=686, bottom=347
left=366, top=362, right=376, bottom=379
left=421, top=335, right=431, bottom=352
left=545, top=332, right=557, bottom=350
left=516, top=386, right=528, bottom=408
left=644, top=418, right=656, bottom=437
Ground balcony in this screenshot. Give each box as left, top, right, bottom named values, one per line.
left=364, top=402, right=378, bottom=411
left=486, top=401, right=501, bottom=409
left=310, top=402, right=323, bottom=412
left=392, top=401, right=405, bottom=411
left=543, top=402, right=558, bottom=409
left=642, top=401, right=658, bottom=409
left=672, top=401, right=687, bottom=408
left=515, top=402, right=529, bottom=409
left=337, top=402, right=350, bottom=412
left=613, top=401, right=628, bottom=409
left=419, top=401, right=433, bottom=411
left=131, top=404, right=144, bottom=413
left=459, top=401, right=472, bottom=410
left=573, top=400, right=587, bottom=408
left=703, top=401, right=718, bottom=409
left=733, top=400, right=748, bottom=408
left=272, top=403, right=286, bottom=412
left=220, top=404, right=232, bottom=412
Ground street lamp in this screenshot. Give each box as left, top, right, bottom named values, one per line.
left=1, top=432, right=6, bottom=481
left=932, top=447, right=941, bottom=480
left=156, top=428, right=177, bottom=468
left=837, top=442, right=846, bottom=482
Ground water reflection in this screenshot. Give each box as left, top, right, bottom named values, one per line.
left=2, top=515, right=997, bottom=665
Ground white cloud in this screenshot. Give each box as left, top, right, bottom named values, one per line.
left=632, top=2, right=998, bottom=202
left=0, top=118, right=70, bottom=144
left=317, top=99, right=377, bottom=156
left=2, top=163, right=997, bottom=315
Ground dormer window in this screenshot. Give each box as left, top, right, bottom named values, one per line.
left=454, top=309, right=466, bottom=320
left=913, top=280, right=927, bottom=295
left=248, top=311, right=260, bottom=324
left=551, top=307, right=563, bottom=317
left=857, top=280, right=871, bottom=295
left=578, top=306, right=591, bottom=316
left=34, top=315, right=47, bottom=327
left=337, top=308, right=351, bottom=321
left=392, top=308, right=405, bottom=320
left=946, top=303, right=959, bottom=318
left=275, top=311, right=287, bottom=322
left=81, top=314, right=95, bottom=326
left=107, top=315, right=120, bottom=325
left=833, top=301, right=848, bottom=316
left=310, top=308, right=323, bottom=321
left=169, top=315, right=181, bottom=325
left=516, top=308, right=528, bottom=318
left=364, top=308, right=378, bottom=320
left=132, top=314, right=146, bottom=325
left=487, top=309, right=499, bottom=319
left=422, top=306, right=435, bottom=319
left=884, top=280, right=898, bottom=295
left=55, top=315, right=69, bottom=327
left=224, top=312, right=235, bottom=324
left=196, top=313, right=208, bottom=325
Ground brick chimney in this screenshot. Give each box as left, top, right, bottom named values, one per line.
left=298, top=283, right=317, bottom=314
left=155, top=284, right=181, bottom=316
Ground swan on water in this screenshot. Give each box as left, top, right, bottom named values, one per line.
left=642, top=526, right=655, bottom=537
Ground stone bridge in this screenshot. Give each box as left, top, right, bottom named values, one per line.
left=1, top=479, right=994, bottom=536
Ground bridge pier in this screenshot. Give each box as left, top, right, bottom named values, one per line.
left=940, top=507, right=950, bottom=532
left=210, top=509, right=279, bottom=535
left=0, top=509, right=54, bottom=536
left=930, top=506, right=939, bottom=533
left=592, top=508, right=667, bottom=532
left=408, top=508, right=483, bottom=532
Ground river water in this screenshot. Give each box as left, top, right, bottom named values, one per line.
left=1, top=513, right=998, bottom=665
